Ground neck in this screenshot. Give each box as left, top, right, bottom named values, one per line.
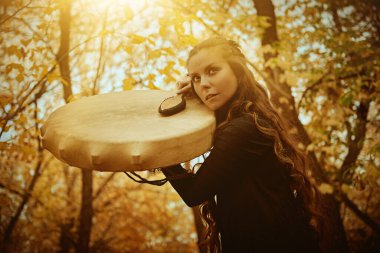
left=215, top=98, right=234, bottom=125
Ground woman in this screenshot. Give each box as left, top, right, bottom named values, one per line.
left=162, top=37, right=323, bottom=253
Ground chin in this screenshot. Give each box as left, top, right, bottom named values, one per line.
left=205, top=103, right=221, bottom=111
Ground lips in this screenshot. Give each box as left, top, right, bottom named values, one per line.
left=205, top=94, right=218, bottom=101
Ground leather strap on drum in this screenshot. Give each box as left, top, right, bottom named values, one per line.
left=124, top=159, right=205, bottom=186
left=124, top=170, right=192, bottom=186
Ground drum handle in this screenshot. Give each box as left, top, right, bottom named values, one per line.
left=124, top=155, right=207, bottom=186
left=124, top=170, right=192, bottom=186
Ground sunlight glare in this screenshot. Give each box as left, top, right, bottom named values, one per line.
left=90, top=0, right=149, bottom=13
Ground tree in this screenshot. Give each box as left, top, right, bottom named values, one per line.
left=251, top=0, right=348, bottom=252
left=1, top=0, right=379, bottom=252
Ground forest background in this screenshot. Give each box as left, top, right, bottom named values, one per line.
left=0, top=0, right=379, bottom=252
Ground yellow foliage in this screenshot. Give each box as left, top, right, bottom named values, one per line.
left=6, top=63, right=24, bottom=74
left=0, top=90, right=12, bottom=106
left=47, top=71, right=61, bottom=83
left=324, top=118, right=341, bottom=127
left=123, top=77, right=135, bottom=90
left=161, top=61, right=176, bottom=75
left=285, top=72, right=299, bottom=87
left=278, top=96, right=289, bottom=104
left=297, top=142, right=305, bottom=150
left=2, top=125, right=10, bottom=133
left=179, top=59, right=187, bottom=67
left=146, top=36, right=156, bottom=46
left=17, top=114, right=28, bottom=125
left=159, top=26, right=167, bottom=37
left=1, top=1, right=378, bottom=252
left=21, top=39, right=32, bottom=47
left=148, top=49, right=162, bottom=60
left=164, top=75, right=176, bottom=84
left=162, top=47, right=175, bottom=56
left=16, top=74, right=24, bottom=82
left=67, top=94, right=80, bottom=103
left=306, top=143, right=315, bottom=152
left=148, top=81, right=160, bottom=90
left=147, top=74, right=155, bottom=82
left=129, top=34, right=146, bottom=44
left=318, top=183, right=334, bottom=194
left=177, top=35, right=198, bottom=47
left=123, top=45, right=133, bottom=54
left=261, top=44, right=276, bottom=54
left=6, top=45, right=23, bottom=58
left=341, top=183, right=352, bottom=194
left=175, top=22, right=185, bottom=34
left=125, top=5, right=134, bottom=20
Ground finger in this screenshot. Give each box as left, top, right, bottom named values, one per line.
left=176, top=80, right=191, bottom=89
left=177, top=75, right=191, bottom=85
left=176, top=84, right=192, bottom=94
left=178, top=83, right=191, bottom=91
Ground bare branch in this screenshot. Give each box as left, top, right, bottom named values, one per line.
left=0, top=182, right=24, bottom=197
left=93, top=172, right=117, bottom=201
left=339, top=100, right=370, bottom=181
left=338, top=190, right=380, bottom=236
left=297, top=68, right=332, bottom=111
left=2, top=151, right=45, bottom=246
left=297, top=70, right=368, bottom=111
left=0, top=0, right=32, bottom=26
left=92, top=8, right=109, bottom=95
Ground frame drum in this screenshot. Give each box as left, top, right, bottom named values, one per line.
left=41, top=90, right=216, bottom=171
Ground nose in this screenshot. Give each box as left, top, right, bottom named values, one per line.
left=199, top=75, right=211, bottom=89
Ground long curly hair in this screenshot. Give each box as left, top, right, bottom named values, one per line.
left=186, top=37, right=324, bottom=252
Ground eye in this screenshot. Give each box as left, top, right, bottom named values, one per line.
left=208, top=67, right=219, bottom=75
left=191, top=75, right=200, bottom=84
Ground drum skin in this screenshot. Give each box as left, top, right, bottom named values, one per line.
left=41, top=90, right=216, bottom=171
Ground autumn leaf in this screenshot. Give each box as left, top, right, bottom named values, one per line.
left=0, top=90, right=12, bottom=106
left=148, top=82, right=160, bottom=90
left=6, top=45, right=23, bottom=58
left=123, top=45, right=133, bottom=54
left=6, top=63, right=24, bottom=74
left=318, top=183, right=334, bottom=194
left=123, top=77, right=136, bottom=90
left=129, top=34, right=146, bottom=44
left=16, top=74, right=24, bottom=82
left=125, top=5, right=134, bottom=20
left=47, top=71, right=61, bottom=83
left=21, top=39, right=32, bottom=47
left=148, top=50, right=161, bottom=60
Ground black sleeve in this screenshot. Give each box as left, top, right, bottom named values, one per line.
left=162, top=116, right=272, bottom=207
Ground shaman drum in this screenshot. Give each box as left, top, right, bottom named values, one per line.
left=41, top=90, right=216, bottom=171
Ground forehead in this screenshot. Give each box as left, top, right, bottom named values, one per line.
left=187, top=47, right=226, bottom=74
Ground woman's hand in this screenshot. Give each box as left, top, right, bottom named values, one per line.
left=176, top=75, right=194, bottom=98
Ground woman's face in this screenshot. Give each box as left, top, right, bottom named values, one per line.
left=187, top=47, right=238, bottom=111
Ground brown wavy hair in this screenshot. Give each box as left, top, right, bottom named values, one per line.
left=187, top=37, right=324, bottom=252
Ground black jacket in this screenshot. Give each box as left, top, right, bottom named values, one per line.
left=163, top=114, right=321, bottom=253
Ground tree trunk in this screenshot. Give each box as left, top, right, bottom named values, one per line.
left=76, top=170, right=93, bottom=253
left=251, top=1, right=349, bottom=252
left=58, top=218, right=75, bottom=253
left=56, top=0, right=73, bottom=103
left=184, top=161, right=205, bottom=253
left=58, top=165, right=77, bottom=253
left=2, top=154, right=43, bottom=252
left=56, top=1, right=94, bottom=252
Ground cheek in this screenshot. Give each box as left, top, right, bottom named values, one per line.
left=192, top=85, right=202, bottom=99
left=221, top=75, right=238, bottom=96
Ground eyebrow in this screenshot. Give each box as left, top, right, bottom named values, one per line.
left=188, top=62, right=217, bottom=76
